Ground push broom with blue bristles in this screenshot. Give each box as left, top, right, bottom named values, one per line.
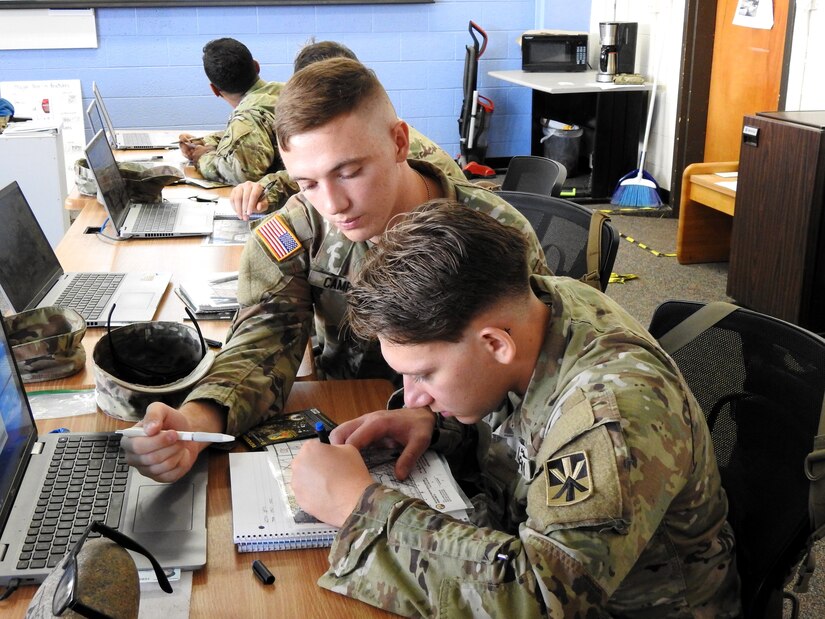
left=611, top=50, right=663, bottom=208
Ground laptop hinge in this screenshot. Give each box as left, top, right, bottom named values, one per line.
left=30, top=441, right=44, bottom=455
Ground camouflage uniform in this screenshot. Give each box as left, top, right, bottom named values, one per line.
left=195, top=79, right=283, bottom=185
left=183, top=162, right=550, bottom=435
left=252, top=126, right=465, bottom=211
left=4, top=306, right=86, bottom=383
left=317, top=276, right=742, bottom=617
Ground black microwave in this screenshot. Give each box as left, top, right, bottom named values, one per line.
left=521, top=33, right=588, bottom=72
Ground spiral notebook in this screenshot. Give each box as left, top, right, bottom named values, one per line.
left=229, top=439, right=472, bottom=552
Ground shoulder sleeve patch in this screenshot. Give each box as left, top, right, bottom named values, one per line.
left=255, top=214, right=302, bottom=261
left=526, top=390, right=626, bottom=533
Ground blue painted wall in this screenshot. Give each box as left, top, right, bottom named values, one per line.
left=0, top=2, right=590, bottom=159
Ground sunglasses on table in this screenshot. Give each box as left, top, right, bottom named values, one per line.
left=52, top=520, right=172, bottom=618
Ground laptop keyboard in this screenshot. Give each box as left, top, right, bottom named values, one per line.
left=18, top=435, right=129, bottom=570
left=120, top=132, right=153, bottom=147
left=54, top=272, right=125, bottom=321
left=133, top=203, right=179, bottom=233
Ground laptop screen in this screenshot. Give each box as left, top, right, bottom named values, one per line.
left=85, top=129, right=130, bottom=230
left=0, top=312, right=38, bottom=535
left=92, top=82, right=117, bottom=148
left=0, top=182, right=63, bottom=312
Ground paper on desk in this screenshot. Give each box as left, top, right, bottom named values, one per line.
left=139, top=569, right=192, bottom=619
left=717, top=180, right=737, bottom=191
left=28, top=389, right=97, bottom=419
left=714, top=171, right=738, bottom=178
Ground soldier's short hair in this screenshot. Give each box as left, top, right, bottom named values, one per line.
left=274, top=57, right=387, bottom=151
left=347, top=199, right=531, bottom=345
left=202, top=38, right=258, bottom=95
left=293, top=39, right=358, bottom=73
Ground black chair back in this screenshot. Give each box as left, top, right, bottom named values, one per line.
left=500, top=155, right=567, bottom=196
left=649, top=300, right=825, bottom=618
left=496, top=190, right=618, bottom=292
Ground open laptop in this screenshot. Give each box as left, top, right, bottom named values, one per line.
left=0, top=317, right=208, bottom=587
left=0, top=182, right=171, bottom=328
left=90, top=82, right=181, bottom=150
left=85, top=129, right=215, bottom=239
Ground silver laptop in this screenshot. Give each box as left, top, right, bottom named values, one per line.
left=0, top=317, right=208, bottom=587
left=85, top=129, right=215, bottom=239
left=0, top=182, right=170, bottom=328
left=90, top=82, right=180, bottom=150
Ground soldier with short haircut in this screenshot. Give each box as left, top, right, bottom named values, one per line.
left=179, top=37, right=282, bottom=185
left=289, top=199, right=742, bottom=617
left=229, top=44, right=465, bottom=218
left=121, top=58, right=549, bottom=485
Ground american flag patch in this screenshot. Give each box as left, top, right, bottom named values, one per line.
left=255, top=215, right=302, bottom=261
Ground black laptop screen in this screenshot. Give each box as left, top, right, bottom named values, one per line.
left=0, top=182, right=63, bottom=312
left=0, top=313, right=38, bottom=533
left=85, top=129, right=130, bottom=229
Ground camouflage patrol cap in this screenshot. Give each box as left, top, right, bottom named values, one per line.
left=73, top=159, right=184, bottom=202
left=92, top=321, right=214, bottom=421
left=4, top=307, right=87, bottom=383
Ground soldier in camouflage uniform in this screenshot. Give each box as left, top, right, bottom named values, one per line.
left=290, top=201, right=742, bottom=617
left=119, top=58, right=549, bottom=484
left=179, top=38, right=282, bottom=185
left=229, top=42, right=464, bottom=218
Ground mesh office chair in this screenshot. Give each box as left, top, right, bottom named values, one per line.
left=648, top=301, right=825, bottom=619
left=496, top=190, right=618, bottom=292
left=500, top=155, right=567, bottom=197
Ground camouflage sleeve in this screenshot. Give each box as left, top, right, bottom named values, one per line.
left=256, top=170, right=300, bottom=212
left=183, top=220, right=313, bottom=435
left=200, top=131, right=223, bottom=148
left=195, top=110, right=277, bottom=185
left=319, top=484, right=605, bottom=617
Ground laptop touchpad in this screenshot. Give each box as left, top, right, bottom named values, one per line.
left=117, top=291, right=156, bottom=309
left=133, top=483, right=195, bottom=532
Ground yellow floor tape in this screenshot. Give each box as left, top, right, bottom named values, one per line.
left=609, top=273, right=639, bottom=284
left=619, top=233, right=677, bottom=258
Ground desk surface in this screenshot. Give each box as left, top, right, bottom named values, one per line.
left=488, top=69, right=651, bottom=94
left=0, top=379, right=397, bottom=618
left=50, top=191, right=243, bottom=387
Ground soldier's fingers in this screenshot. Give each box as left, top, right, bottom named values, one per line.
left=394, top=437, right=430, bottom=481
left=342, top=415, right=397, bottom=450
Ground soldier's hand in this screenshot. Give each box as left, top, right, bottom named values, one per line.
left=178, top=133, right=198, bottom=159
left=230, top=181, right=269, bottom=220
left=120, top=401, right=222, bottom=483
left=292, top=441, right=372, bottom=527
left=332, top=407, right=436, bottom=481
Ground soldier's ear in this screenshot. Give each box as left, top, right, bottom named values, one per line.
left=390, top=119, right=410, bottom=163
left=478, top=326, right=516, bottom=366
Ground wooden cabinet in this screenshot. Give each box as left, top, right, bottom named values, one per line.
left=727, top=111, right=825, bottom=331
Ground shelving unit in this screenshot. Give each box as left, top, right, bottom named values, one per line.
left=488, top=70, right=650, bottom=202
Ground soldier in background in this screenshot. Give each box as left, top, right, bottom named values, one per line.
left=290, top=200, right=741, bottom=617
left=121, top=58, right=549, bottom=483
left=229, top=40, right=465, bottom=219
left=179, top=37, right=282, bottom=185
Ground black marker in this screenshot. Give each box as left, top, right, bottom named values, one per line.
left=315, top=421, right=330, bottom=444
left=252, top=559, right=275, bottom=585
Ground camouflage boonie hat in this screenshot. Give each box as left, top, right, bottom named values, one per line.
left=92, top=321, right=214, bottom=421
left=4, top=307, right=87, bottom=383
left=73, top=159, right=184, bottom=202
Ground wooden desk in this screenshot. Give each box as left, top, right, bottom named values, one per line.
left=56, top=186, right=313, bottom=388
left=676, top=161, right=738, bottom=264
left=0, top=379, right=396, bottom=618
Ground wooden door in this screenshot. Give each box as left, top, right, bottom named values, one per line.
left=703, top=0, right=790, bottom=162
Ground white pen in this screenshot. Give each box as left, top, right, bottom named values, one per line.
left=116, top=428, right=235, bottom=443
left=209, top=272, right=239, bottom=284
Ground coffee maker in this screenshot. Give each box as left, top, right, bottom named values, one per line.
left=596, top=22, right=638, bottom=83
